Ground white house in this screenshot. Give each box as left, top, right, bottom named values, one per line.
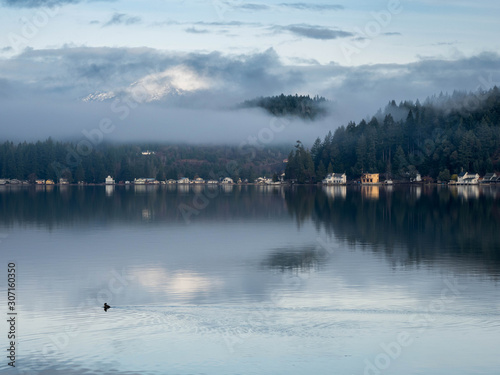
left=105, top=175, right=115, bottom=185
left=322, top=173, right=346, bottom=185
left=193, top=178, right=205, bottom=184
left=206, top=180, right=218, bottom=184
left=463, top=173, right=479, bottom=185
left=457, top=172, right=479, bottom=185
left=481, top=173, right=498, bottom=183
left=255, top=177, right=272, bottom=184
left=411, top=173, right=422, bottom=182
left=221, top=177, right=233, bottom=184
left=177, top=177, right=190, bottom=184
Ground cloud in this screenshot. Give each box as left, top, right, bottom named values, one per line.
left=279, top=3, right=344, bottom=11
left=195, top=21, right=259, bottom=27
left=236, top=3, right=270, bottom=11
left=185, top=27, right=210, bottom=34
left=274, top=24, right=353, bottom=40
left=0, top=0, right=113, bottom=7
left=103, top=12, right=141, bottom=27
left=383, top=32, right=402, bottom=36
left=0, top=46, right=499, bottom=144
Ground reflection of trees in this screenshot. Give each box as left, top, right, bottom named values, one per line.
left=261, top=246, right=328, bottom=273
left=285, top=185, right=500, bottom=270
left=0, top=185, right=289, bottom=229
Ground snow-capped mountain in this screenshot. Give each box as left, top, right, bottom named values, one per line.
left=82, top=65, right=211, bottom=103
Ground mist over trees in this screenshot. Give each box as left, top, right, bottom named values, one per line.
left=285, top=87, right=500, bottom=181
left=1, top=88, right=499, bottom=183
left=242, top=94, right=328, bottom=119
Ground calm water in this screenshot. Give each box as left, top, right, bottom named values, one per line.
left=0, top=184, right=499, bottom=375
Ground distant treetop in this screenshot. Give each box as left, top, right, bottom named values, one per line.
left=241, top=93, right=328, bottom=120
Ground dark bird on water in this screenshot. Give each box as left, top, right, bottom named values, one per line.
left=104, top=303, right=110, bottom=312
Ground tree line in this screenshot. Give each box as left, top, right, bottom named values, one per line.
left=285, top=87, right=500, bottom=182
left=0, top=141, right=288, bottom=183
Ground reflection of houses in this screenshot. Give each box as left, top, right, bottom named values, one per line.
left=221, top=177, right=233, bottom=184
left=361, top=185, right=380, bottom=199
left=322, top=173, right=346, bottom=185
left=361, top=173, right=379, bottom=184
left=457, top=172, right=479, bottom=185
left=455, top=185, right=480, bottom=199
left=105, top=175, right=115, bottom=185
left=323, top=185, right=347, bottom=200
left=105, top=185, right=114, bottom=196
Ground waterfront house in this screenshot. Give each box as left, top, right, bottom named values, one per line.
left=481, top=173, right=498, bottom=184
left=221, top=177, right=233, bottom=184
left=45, top=179, right=55, bottom=185
left=134, top=178, right=146, bottom=185
left=463, top=173, right=480, bottom=185
left=457, top=172, right=468, bottom=184
left=322, top=173, right=346, bottom=185
left=361, top=173, right=379, bottom=184
left=59, top=178, right=69, bottom=185
left=177, top=177, right=190, bottom=184
left=457, top=172, right=479, bottom=185
left=206, top=180, right=218, bottom=184
left=411, top=173, right=422, bottom=182
left=35, top=179, right=45, bottom=185
left=194, top=177, right=205, bottom=184
left=105, top=175, right=115, bottom=185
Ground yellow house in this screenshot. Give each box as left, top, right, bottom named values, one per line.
left=361, top=173, right=379, bottom=184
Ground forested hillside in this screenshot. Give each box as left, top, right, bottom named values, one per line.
left=286, top=87, right=500, bottom=182
left=0, top=141, right=288, bottom=183
left=242, top=94, right=328, bottom=119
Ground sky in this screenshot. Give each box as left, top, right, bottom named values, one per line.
left=0, top=0, right=499, bottom=144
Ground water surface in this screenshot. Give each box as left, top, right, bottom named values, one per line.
left=0, top=184, right=499, bottom=374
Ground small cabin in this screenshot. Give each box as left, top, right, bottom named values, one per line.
left=361, top=173, right=379, bottom=184
left=105, top=175, right=115, bottom=185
